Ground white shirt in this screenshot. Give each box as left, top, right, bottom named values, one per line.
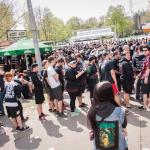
left=47, top=65, right=60, bottom=88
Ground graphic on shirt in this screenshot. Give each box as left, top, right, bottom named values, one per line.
left=95, top=121, right=119, bottom=149
left=5, top=85, right=15, bottom=99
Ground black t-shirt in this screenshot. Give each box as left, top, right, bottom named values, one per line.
left=112, top=59, right=120, bottom=78
left=65, top=67, right=80, bottom=91
left=55, top=66, right=64, bottom=85
left=100, top=60, right=114, bottom=83
left=0, top=75, right=4, bottom=92
left=132, top=54, right=145, bottom=74
left=41, top=69, right=50, bottom=89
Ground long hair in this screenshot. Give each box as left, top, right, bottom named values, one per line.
left=87, top=81, right=118, bottom=130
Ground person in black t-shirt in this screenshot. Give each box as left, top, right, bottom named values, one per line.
left=65, top=59, right=85, bottom=117
left=86, top=56, right=98, bottom=102
left=112, top=51, right=121, bottom=91
left=132, top=46, right=145, bottom=100
left=120, top=52, right=134, bottom=108
left=30, top=63, right=46, bottom=121
left=55, top=58, right=65, bottom=92
left=100, top=52, right=121, bottom=106
left=0, top=68, right=5, bottom=116
left=75, top=54, right=87, bottom=107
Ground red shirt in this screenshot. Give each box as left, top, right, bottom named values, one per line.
left=141, top=55, right=150, bottom=79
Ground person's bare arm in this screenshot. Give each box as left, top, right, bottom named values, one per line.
left=76, top=70, right=85, bottom=79
left=110, top=69, right=118, bottom=86
left=144, top=68, right=150, bottom=84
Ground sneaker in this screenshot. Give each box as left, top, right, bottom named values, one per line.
left=74, top=108, right=81, bottom=113
left=79, top=103, right=87, bottom=108
left=125, top=110, right=130, bottom=115
left=19, top=126, right=30, bottom=132
left=49, top=109, right=53, bottom=112
left=41, top=113, right=47, bottom=117
left=58, top=112, right=67, bottom=118
left=138, top=106, right=146, bottom=110
left=39, top=115, right=46, bottom=121
left=16, top=127, right=20, bottom=130
left=71, top=112, right=80, bottom=117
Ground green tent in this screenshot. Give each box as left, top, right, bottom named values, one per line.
left=0, top=39, right=53, bottom=56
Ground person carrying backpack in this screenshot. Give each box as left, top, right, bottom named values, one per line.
left=87, top=81, right=128, bottom=150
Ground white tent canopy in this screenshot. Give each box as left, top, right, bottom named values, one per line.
left=70, top=28, right=115, bottom=42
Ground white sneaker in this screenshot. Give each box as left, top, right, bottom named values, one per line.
left=71, top=112, right=80, bottom=117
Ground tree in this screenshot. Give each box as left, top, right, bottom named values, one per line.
left=0, top=0, right=15, bottom=39
left=105, top=5, right=134, bottom=37
left=66, top=16, right=83, bottom=31
left=24, top=7, right=72, bottom=41
left=84, top=17, right=98, bottom=28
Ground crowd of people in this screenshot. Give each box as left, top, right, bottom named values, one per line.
left=0, top=38, right=150, bottom=149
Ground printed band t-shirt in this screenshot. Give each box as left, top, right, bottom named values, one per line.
left=47, top=66, right=60, bottom=89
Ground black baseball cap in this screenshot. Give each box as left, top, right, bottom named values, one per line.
left=31, top=63, right=38, bottom=69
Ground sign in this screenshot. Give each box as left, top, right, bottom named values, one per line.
left=142, top=23, right=150, bottom=33
left=7, top=30, right=27, bottom=41
left=77, top=28, right=112, bottom=37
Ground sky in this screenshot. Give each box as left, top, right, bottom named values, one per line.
left=16, top=0, right=149, bottom=29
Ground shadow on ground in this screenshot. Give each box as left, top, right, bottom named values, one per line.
left=57, top=112, right=88, bottom=132
left=0, top=128, right=9, bottom=147
left=14, top=129, right=41, bottom=149
left=41, top=120, right=63, bottom=138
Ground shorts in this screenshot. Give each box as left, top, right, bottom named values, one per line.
left=34, top=89, right=45, bottom=104
left=122, top=81, right=133, bottom=94
left=6, top=106, right=20, bottom=118
left=52, top=86, right=63, bottom=101
left=141, top=79, right=150, bottom=94
left=111, top=83, right=119, bottom=95
left=47, top=87, right=54, bottom=101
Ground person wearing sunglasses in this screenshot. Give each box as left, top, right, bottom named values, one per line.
left=138, top=45, right=150, bottom=110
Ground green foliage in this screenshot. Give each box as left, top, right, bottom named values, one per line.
left=23, top=5, right=138, bottom=41
left=0, top=0, right=15, bottom=39
left=66, top=16, right=84, bottom=31
left=105, top=5, right=134, bottom=37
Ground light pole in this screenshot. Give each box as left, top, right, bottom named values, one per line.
left=26, top=0, right=42, bottom=71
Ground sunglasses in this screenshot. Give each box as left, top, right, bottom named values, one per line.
left=143, top=49, right=148, bottom=52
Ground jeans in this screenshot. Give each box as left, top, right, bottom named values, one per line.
left=0, top=92, right=5, bottom=115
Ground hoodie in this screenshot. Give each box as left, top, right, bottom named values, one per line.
left=95, top=102, right=116, bottom=119
left=120, top=57, right=134, bottom=83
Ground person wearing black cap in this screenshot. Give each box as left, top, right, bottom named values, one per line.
left=30, top=63, right=46, bottom=120
left=65, top=58, right=85, bottom=117
left=86, top=56, right=98, bottom=103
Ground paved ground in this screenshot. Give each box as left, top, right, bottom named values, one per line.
left=0, top=92, right=150, bottom=150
